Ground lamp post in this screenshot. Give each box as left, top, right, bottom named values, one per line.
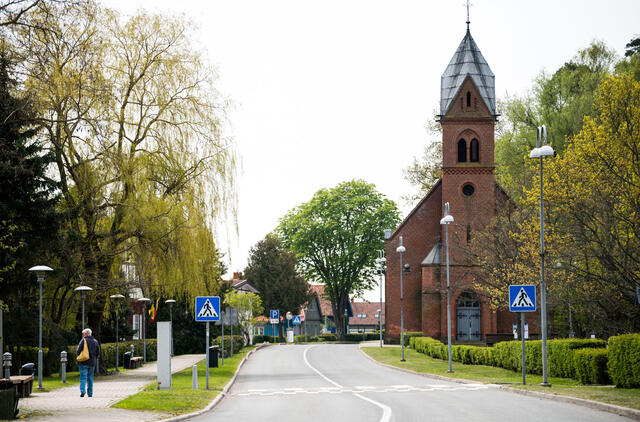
left=165, top=299, right=176, bottom=356
left=110, top=294, right=125, bottom=372
left=529, top=125, right=554, bottom=387
left=138, top=297, right=150, bottom=363
left=440, top=202, right=454, bottom=373
left=376, top=252, right=386, bottom=348
left=75, top=286, right=93, bottom=330
left=29, top=265, right=53, bottom=390
left=396, top=237, right=407, bottom=362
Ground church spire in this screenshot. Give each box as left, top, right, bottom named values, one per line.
left=466, top=0, right=471, bottom=31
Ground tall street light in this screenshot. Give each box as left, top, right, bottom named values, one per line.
left=29, top=265, right=53, bottom=390
left=396, top=237, right=407, bottom=362
left=165, top=299, right=176, bottom=356
left=440, top=202, right=454, bottom=373
left=138, top=297, right=150, bottom=363
left=529, top=125, right=554, bottom=387
left=110, top=294, right=125, bottom=372
left=75, top=286, right=93, bottom=330
left=376, top=252, right=386, bottom=348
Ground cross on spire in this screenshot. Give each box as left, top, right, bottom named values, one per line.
left=465, top=0, right=472, bottom=30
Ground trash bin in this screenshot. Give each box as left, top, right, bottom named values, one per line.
left=208, top=346, right=219, bottom=368
left=19, top=363, right=34, bottom=376
left=0, top=378, right=19, bottom=420
left=123, top=352, right=132, bottom=370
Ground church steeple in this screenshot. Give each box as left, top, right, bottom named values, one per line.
left=440, top=30, right=496, bottom=117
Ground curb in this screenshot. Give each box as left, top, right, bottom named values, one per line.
left=358, top=345, right=640, bottom=421
left=159, top=344, right=268, bottom=422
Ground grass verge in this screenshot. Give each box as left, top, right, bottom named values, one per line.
left=34, top=371, right=80, bottom=392
left=113, top=346, right=256, bottom=415
left=361, top=346, right=640, bottom=411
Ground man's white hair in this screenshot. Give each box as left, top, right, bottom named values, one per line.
left=83, top=328, right=92, bottom=336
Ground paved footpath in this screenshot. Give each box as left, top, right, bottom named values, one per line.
left=18, top=354, right=204, bottom=422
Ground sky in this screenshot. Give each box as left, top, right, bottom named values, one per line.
left=104, top=0, right=639, bottom=301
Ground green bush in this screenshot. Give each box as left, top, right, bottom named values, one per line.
left=213, top=335, right=244, bottom=357
left=573, top=348, right=610, bottom=385
left=608, top=334, right=640, bottom=388
left=403, top=332, right=423, bottom=347
left=318, top=334, right=337, bottom=342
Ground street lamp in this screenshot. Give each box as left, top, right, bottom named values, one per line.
left=74, top=286, right=93, bottom=330
left=138, top=297, right=150, bottom=363
left=396, top=237, right=407, bottom=362
left=29, top=265, right=53, bottom=390
left=376, top=253, right=386, bottom=348
left=110, top=294, right=125, bottom=372
left=529, top=125, right=554, bottom=387
left=165, top=299, right=176, bottom=355
left=440, top=202, right=454, bottom=373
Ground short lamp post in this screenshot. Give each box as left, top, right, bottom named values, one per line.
left=29, top=265, right=53, bottom=390
left=110, top=294, right=125, bottom=372
left=396, top=237, right=409, bottom=362
left=440, top=202, right=454, bottom=373
left=138, top=298, right=150, bottom=363
left=75, top=286, right=93, bottom=330
left=165, top=299, right=176, bottom=356
left=529, top=125, right=554, bottom=387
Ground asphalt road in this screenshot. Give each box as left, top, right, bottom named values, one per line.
left=190, top=344, right=631, bottom=422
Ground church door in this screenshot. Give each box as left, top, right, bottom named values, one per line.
left=456, top=292, right=481, bottom=341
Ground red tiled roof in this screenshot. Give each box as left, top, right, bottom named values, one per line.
left=349, top=302, right=384, bottom=326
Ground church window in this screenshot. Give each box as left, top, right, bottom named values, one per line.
left=458, top=139, right=467, bottom=162
left=466, top=91, right=471, bottom=107
left=470, top=138, right=479, bottom=162
left=462, top=183, right=475, bottom=196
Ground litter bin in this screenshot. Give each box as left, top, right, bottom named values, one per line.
left=208, top=346, right=219, bottom=368
left=19, top=363, right=34, bottom=376
left=0, top=378, right=19, bottom=420
left=123, top=352, right=132, bottom=370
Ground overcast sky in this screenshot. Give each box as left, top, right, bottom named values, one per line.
left=105, top=0, right=639, bottom=301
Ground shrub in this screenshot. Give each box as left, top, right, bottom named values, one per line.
left=608, top=334, right=640, bottom=388
left=318, top=334, right=337, bottom=342
left=404, top=332, right=423, bottom=347
left=213, top=335, right=244, bottom=357
left=573, top=348, right=610, bottom=385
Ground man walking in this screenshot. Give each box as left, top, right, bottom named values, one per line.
left=76, top=328, right=101, bottom=397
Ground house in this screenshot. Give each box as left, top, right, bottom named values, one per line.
left=308, top=284, right=353, bottom=334
left=349, top=302, right=384, bottom=333
left=384, top=22, right=540, bottom=344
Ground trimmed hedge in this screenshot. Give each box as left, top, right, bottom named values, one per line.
left=213, top=335, right=244, bottom=357
left=608, top=334, right=640, bottom=388
left=403, top=332, right=424, bottom=346
left=573, top=348, right=610, bottom=385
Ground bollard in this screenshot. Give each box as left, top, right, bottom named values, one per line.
left=60, top=351, right=67, bottom=383
left=3, top=352, right=11, bottom=379
left=192, top=364, right=198, bottom=390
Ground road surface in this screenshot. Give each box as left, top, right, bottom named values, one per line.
left=190, top=344, right=630, bottom=422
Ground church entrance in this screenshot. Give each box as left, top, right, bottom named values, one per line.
left=456, top=291, right=481, bottom=341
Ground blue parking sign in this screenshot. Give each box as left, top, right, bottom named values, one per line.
left=270, top=309, right=279, bottom=324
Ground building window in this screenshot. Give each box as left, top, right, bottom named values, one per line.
left=374, top=313, right=379, bottom=318
left=470, top=138, right=479, bottom=162
left=458, top=139, right=467, bottom=162
left=466, top=91, right=471, bottom=107
left=462, top=183, right=475, bottom=196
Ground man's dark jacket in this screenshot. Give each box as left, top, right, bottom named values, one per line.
left=76, top=336, right=101, bottom=367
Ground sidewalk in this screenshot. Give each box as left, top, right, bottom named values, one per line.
left=18, top=354, right=205, bottom=422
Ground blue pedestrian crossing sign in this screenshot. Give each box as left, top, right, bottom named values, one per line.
left=270, top=309, right=279, bottom=324
left=509, top=285, right=536, bottom=312
left=195, top=296, right=220, bottom=322
left=292, top=315, right=301, bottom=325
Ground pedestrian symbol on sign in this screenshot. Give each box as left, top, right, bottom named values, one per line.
left=511, top=288, right=534, bottom=308
left=197, top=298, right=218, bottom=318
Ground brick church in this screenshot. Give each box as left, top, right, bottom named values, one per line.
left=384, top=24, right=540, bottom=344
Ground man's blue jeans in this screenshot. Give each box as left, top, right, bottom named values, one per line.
left=79, top=364, right=95, bottom=396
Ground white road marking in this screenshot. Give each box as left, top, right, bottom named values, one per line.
left=233, top=384, right=491, bottom=397
left=303, top=346, right=392, bottom=422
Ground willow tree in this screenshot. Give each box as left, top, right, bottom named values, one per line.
left=277, top=180, right=400, bottom=340
left=11, top=2, right=236, bottom=337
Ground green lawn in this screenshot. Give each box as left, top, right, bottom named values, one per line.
left=362, top=346, right=640, bottom=411
left=34, top=371, right=80, bottom=392
left=113, top=346, right=256, bottom=415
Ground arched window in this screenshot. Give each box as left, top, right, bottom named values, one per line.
left=458, top=139, right=467, bottom=162
left=470, top=138, right=479, bottom=162
left=466, top=91, right=471, bottom=107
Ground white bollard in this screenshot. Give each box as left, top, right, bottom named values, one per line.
left=192, top=364, right=198, bottom=390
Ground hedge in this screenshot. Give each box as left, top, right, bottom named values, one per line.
left=573, top=348, right=610, bottom=385
left=608, top=334, right=640, bottom=388
left=213, top=335, right=244, bottom=357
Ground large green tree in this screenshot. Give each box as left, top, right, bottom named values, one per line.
left=277, top=180, right=400, bottom=340
left=244, top=235, right=309, bottom=322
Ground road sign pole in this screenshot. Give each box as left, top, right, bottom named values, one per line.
left=221, top=314, right=224, bottom=366
left=206, top=321, right=210, bottom=390
left=521, top=312, right=526, bottom=385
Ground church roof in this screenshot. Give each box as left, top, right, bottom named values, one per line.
left=440, top=29, right=495, bottom=116
left=422, top=241, right=441, bottom=266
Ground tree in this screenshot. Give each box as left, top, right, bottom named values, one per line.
left=402, top=141, right=442, bottom=205
left=277, top=180, right=401, bottom=340
left=625, top=36, right=640, bottom=57
left=224, top=291, right=263, bottom=345
left=244, top=235, right=309, bottom=323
